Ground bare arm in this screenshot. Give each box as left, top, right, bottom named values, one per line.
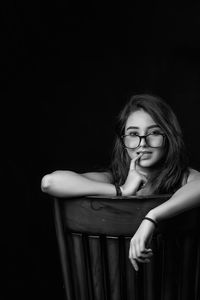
left=41, top=170, right=116, bottom=198
left=41, top=153, right=147, bottom=199
left=147, top=168, right=200, bottom=221
left=129, top=168, right=200, bottom=271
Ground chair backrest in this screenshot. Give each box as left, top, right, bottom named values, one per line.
left=53, top=195, right=200, bottom=300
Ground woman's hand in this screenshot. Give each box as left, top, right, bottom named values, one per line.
left=129, top=219, right=156, bottom=271
left=121, top=153, right=148, bottom=196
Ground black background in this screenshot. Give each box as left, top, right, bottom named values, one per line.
left=3, top=2, right=200, bottom=299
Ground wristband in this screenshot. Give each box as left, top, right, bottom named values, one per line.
left=143, top=217, right=158, bottom=228
left=114, top=184, right=122, bottom=196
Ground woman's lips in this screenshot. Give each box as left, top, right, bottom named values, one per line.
left=137, top=151, right=152, bottom=159
left=136, top=151, right=152, bottom=155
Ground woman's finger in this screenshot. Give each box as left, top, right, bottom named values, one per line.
left=130, top=258, right=139, bottom=271
left=130, top=153, right=143, bottom=170
left=139, top=240, right=152, bottom=255
left=135, top=243, right=153, bottom=262
left=135, top=241, right=142, bottom=260
left=136, top=257, right=150, bottom=263
left=138, top=251, right=153, bottom=259
left=129, top=242, right=153, bottom=269
left=129, top=240, right=144, bottom=264
left=129, top=240, right=136, bottom=261
left=129, top=245, right=152, bottom=268
left=129, top=245, right=139, bottom=271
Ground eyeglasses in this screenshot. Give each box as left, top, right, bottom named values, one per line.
left=121, top=132, right=165, bottom=149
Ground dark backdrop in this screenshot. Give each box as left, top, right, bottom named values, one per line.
left=3, top=2, right=200, bottom=299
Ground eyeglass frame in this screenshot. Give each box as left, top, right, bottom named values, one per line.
left=120, top=132, right=166, bottom=149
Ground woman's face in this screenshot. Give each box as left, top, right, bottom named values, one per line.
left=124, top=109, right=166, bottom=169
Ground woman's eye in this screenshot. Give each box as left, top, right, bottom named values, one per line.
left=129, top=132, right=139, bottom=136
left=149, top=130, right=162, bottom=135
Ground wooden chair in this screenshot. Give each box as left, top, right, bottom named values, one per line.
left=53, top=195, right=200, bottom=300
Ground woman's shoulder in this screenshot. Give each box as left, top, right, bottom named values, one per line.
left=186, top=168, right=200, bottom=183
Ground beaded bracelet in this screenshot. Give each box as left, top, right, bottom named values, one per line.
left=143, top=217, right=158, bottom=228
left=114, top=184, right=122, bottom=196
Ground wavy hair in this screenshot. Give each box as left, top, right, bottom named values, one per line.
left=110, top=94, right=189, bottom=194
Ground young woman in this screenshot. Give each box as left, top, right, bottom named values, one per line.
left=41, top=94, right=200, bottom=271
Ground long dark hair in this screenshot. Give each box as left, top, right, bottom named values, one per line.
left=110, top=94, right=189, bottom=194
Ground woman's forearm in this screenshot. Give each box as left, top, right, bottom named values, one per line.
left=41, top=170, right=116, bottom=197
left=147, top=179, right=200, bottom=222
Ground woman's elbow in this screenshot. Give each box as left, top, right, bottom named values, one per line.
left=41, top=174, right=52, bottom=193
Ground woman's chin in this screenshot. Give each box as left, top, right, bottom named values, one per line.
left=139, top=159, right=154, bottom=168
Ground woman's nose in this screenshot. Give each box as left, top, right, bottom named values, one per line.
left=139, top=136, right=147, bottom=147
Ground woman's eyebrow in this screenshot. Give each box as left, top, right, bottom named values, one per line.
left=148, top=125, right=160, bottom=129
left=126, top=125, right=160, bottom=131
left=126, top=126, right=139, bottom=130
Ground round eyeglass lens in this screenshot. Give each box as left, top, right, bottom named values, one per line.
left=123, top=135, right=140, bottom=148
left=146, top=134, right=163, bottom=147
